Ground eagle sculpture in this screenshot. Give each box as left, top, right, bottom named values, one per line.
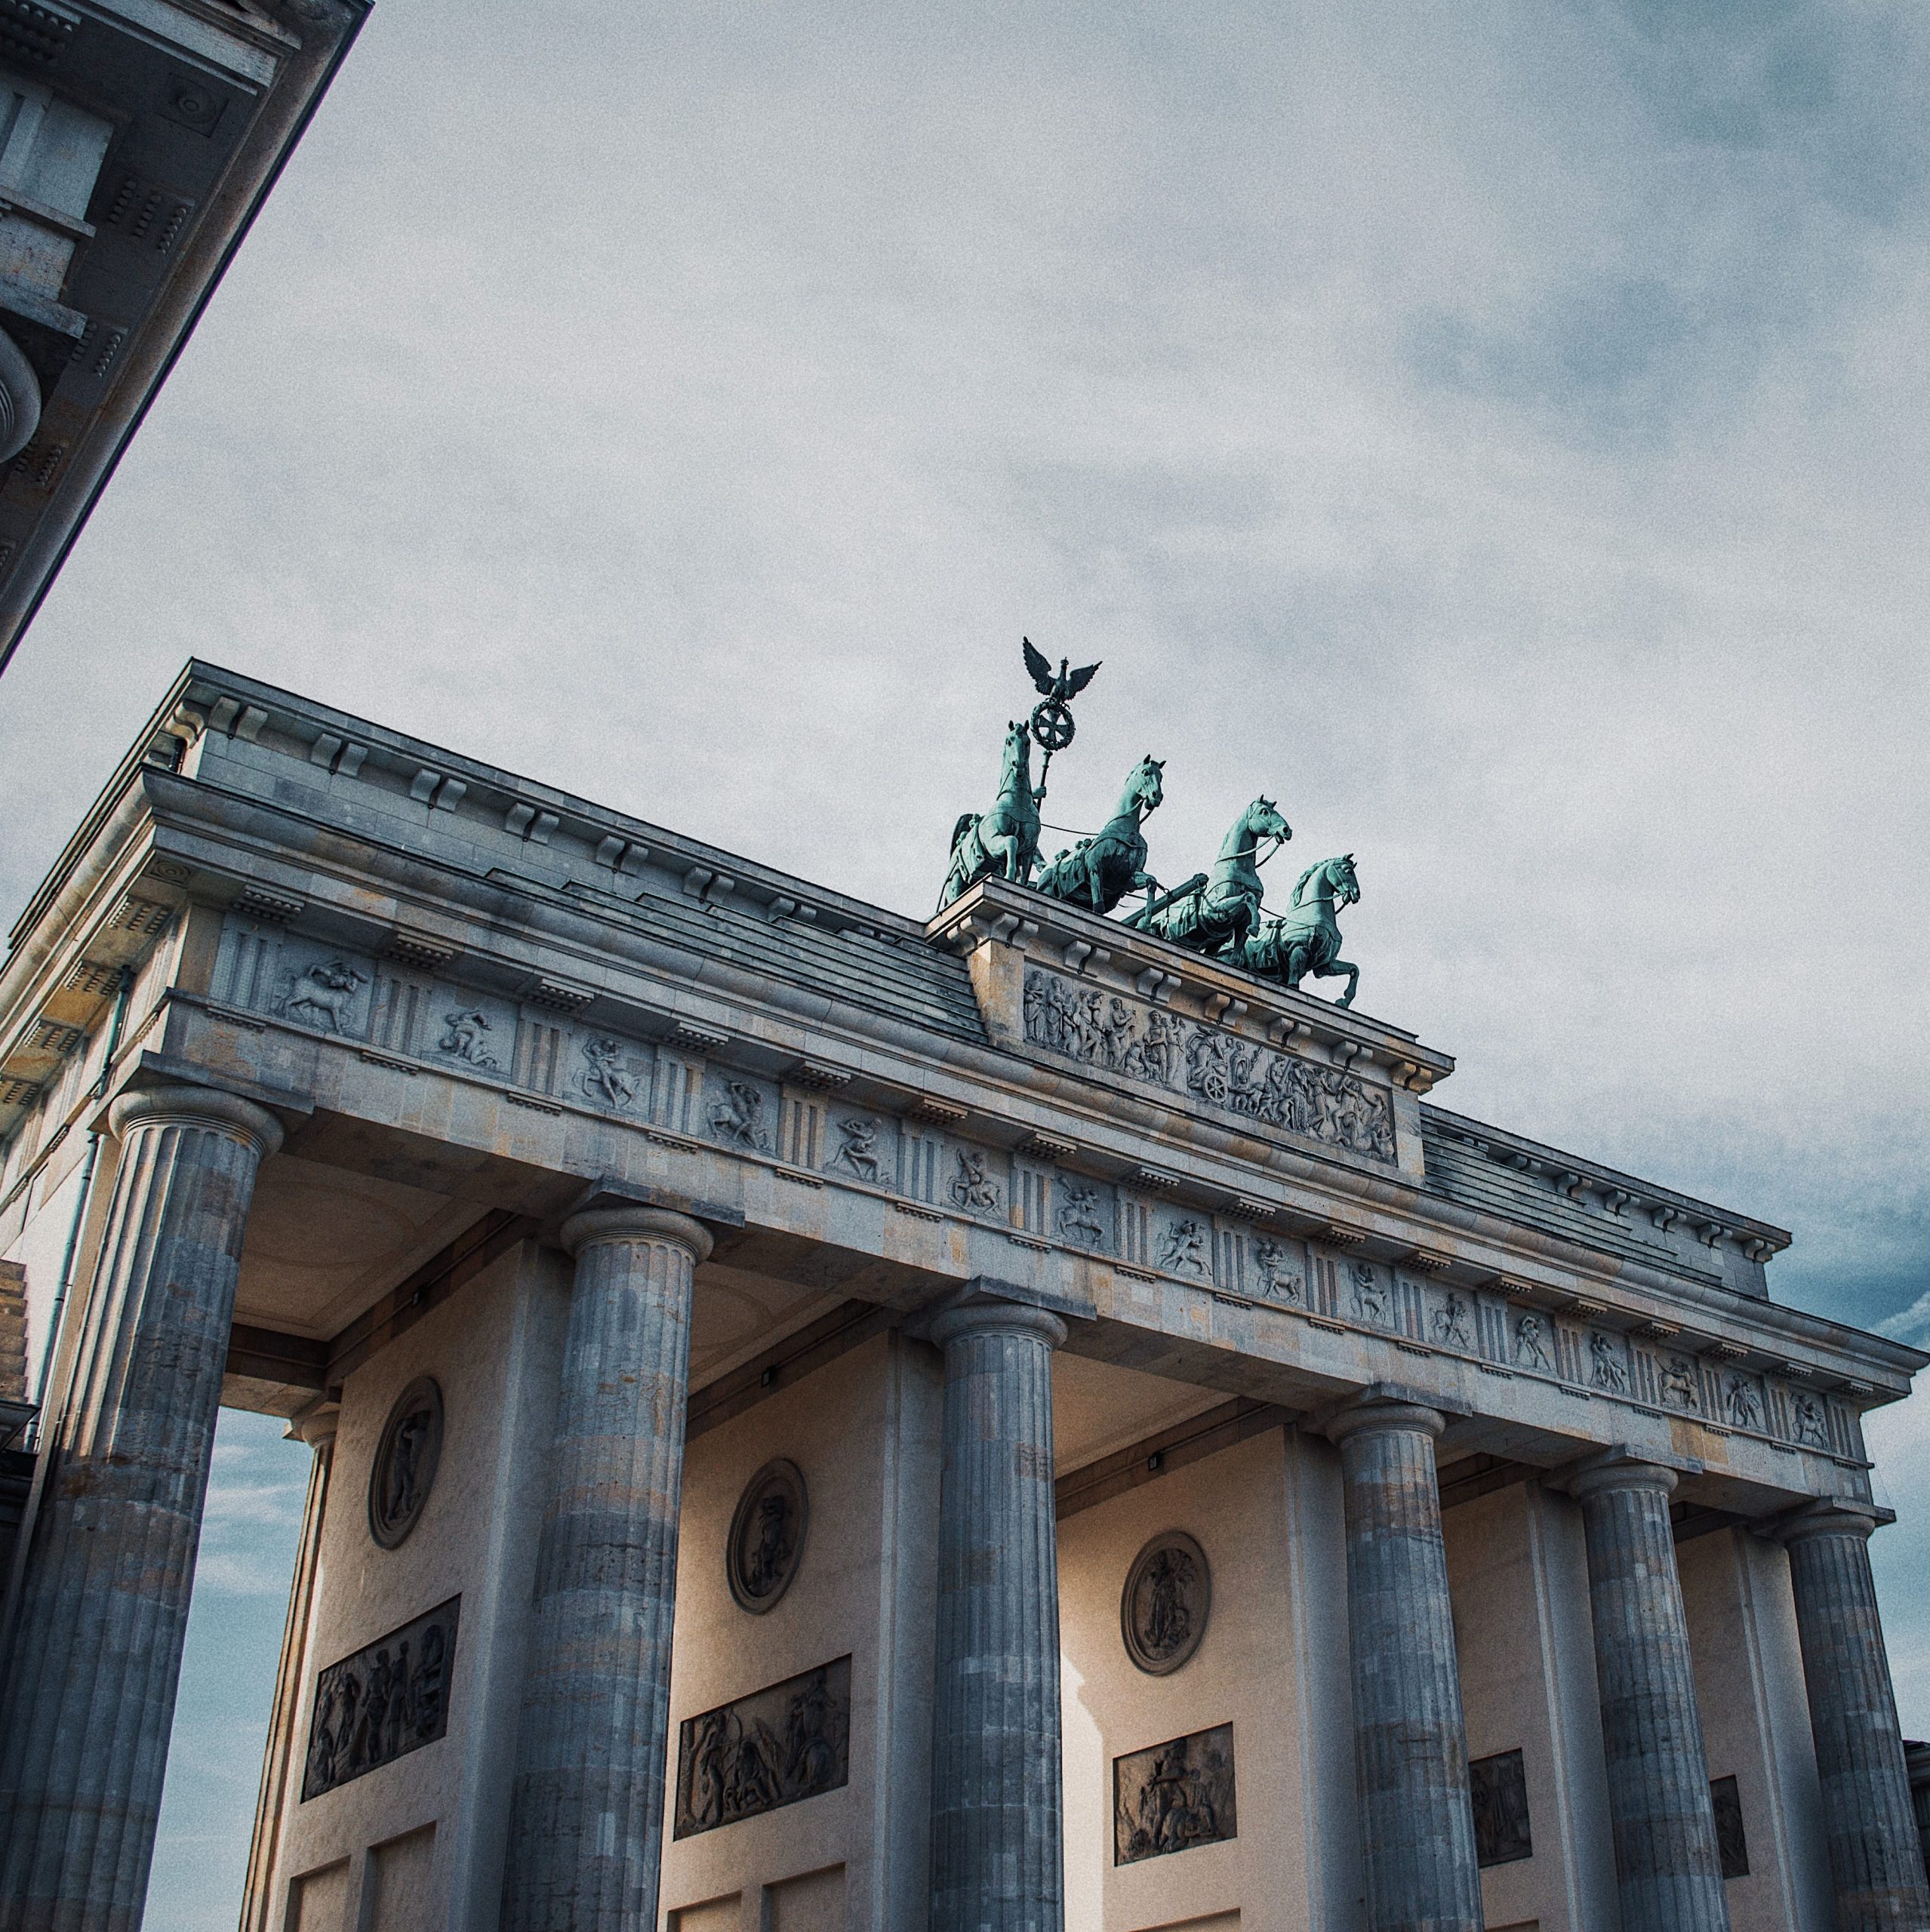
left=1023, top=637, right=1101, bottom=707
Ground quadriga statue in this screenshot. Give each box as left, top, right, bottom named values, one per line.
left=1236, top=853, right=1362, bottom=1007
left=1128, top=795, right=1290, bottom=957
left=1034, top=754, right=1166, bottom=916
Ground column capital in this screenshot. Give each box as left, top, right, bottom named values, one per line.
left=109, top=1081, right=285, bottom=1158
left=1565, top=1449, right=1679, bottom=1503
left=1765, top=1497, right=1882, bottom=1546
left=1322, top=1386, right=1445, bottom=1447
left=928, top=1294, right=1068, bottom=1352
left=559, top=1205, right=713, bottom=1265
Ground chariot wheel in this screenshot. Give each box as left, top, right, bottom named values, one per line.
left=1029, top=699, right=1075, bottom=752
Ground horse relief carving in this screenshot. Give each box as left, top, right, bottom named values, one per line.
left=950, top=1148, right=1002, bottom=1214
left=1251, top=1239, right=1303, bottom=1303
left=1056, top=1182, right=1107, bottom=1247
left=1432, top=1292, right=1474, bottom=1351
left=1660, top=1356, right=1701, bottom=1410
left=1022, top=969, right=1396, bottom=1164
left=710, top=1079, right=771, bottom=1151
left=578, top=1036, right=640, bottom=1111
left=276, top=958, right=368, bottom=1033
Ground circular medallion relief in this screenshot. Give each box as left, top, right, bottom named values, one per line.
left=368, top=1377, right=444, bottom=1551
left=727, top=1458, right=808, bottom=1614
left=1121, top=1530, right=1211, bottom=1675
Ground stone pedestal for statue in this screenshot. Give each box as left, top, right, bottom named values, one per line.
left=0, top=1084, right=282, bottom=1930
left=1326, top=1393, right=1485, bottom=1932
left=499, top=1208, right=712, bottom=1932
left=1571, top=1457, right=1731, bottom=1932
left=928, top=1296, right=1068, bottom=1932
left=1777, top=1503, right=1930, bottom=1931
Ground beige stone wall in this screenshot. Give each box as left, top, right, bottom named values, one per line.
left=1057, top=1425, right=1359, bottom=1932
left=658, top=1329, right=942, bottom=1931
left=1679, top=1527, right=1833, bottom=1932
left=265, top=1241, right=569, bottom=1932
left=1443, top=1481, right=1617, bottom=1931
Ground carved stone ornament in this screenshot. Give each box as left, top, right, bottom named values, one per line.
left=1121, top=1530, right=1211, bottom=1676
left=302, top=1596, right=460, bottom=1801
left=1113, top=1722, right=1237, bottom=1865
left=1470, top=1747, right=1531, bottom=1867
left=673, top=1655, right=851, bottom=1838
left=368, top=1377, right=444, bottom=1551
left=727, top=1458, right=808, bottom=1614
left=1022, top=966, right=1396, bottom=1164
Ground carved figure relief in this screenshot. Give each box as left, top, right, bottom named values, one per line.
left=1251, top=1239, right=1303, bottom=1303
left=1432, top=1292, right=1473, bottom=1351
left=710, top=1079, right=771, bottom=1151
left=950, top=1148, right=1002, bottom=1214
left=1710, top=1774, right=1750, bottom=1879
left=1022, top=968, right=1396, bottom=1164
left=1350, top=1262, right=1389, bottom=1326
left=1661, top=1356, right=1701, bottom=1411
left=578, top=1036, right=639, bottom=1111
left=368, top=1377, right=443, bottom=1551
left=302, top=1597, right=459, bottom=1801
left=1470, top=1749, right=1531, bottom=1867
left=1513, top=1314, right=1552, bottom=1373
left=437, top=1007, right=500, bottom=1069
left=1056, top=1182, right=1107, bottom=1247
left=673, top=1657, right=851, bottom=1838
left=277, top=957, right=368, bottom=1033
left=1113, top=1724, right=1237, bottom=1865
left=1590, top=1332, right=1630, bottom=1392
left=828, top=1116, right=882, bottom=1183
left=1159, top=1218, right=1209, bottom=1278
left=1121, top=1531, right=1211, bottom=1675
left=1793, top=1392, right=1829, bottom=1447
left=1723, top=1374, right=1764, bottom=1432
left=727, top=1459, right=808, bottom=1614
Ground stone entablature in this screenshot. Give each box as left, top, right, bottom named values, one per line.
left=0, top=664, right=1916, bottom=1501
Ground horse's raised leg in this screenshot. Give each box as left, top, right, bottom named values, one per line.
left=1322, top=958, right=1360, bottom=1009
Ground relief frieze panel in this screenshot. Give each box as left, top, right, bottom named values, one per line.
left=1113, top=1723, right=1238, bottom=1865
left=1022, top=967, right=1396, bottom=1165
left=673, top=1656, right=851, bottom=1839
left=302, top=1596, right=460, bottom=1801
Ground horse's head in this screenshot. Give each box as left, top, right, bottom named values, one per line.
left=1332, top=851, right=1360, bottom=906
left=1245, top=796, right=1291, bottom=845
left=1125, top=755, right=1165, bottom=814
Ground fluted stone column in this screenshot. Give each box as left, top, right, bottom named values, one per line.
left=1570, top=1457, right=1730, bottom=1932
left=1777, top=1503, right=1930, bottom=1930
left=1326, top=1394, right=1483, bottom=1932
left=500, top=1208, right=713, bottom=1932
left=0, top=1082, right=283, bottom=1932
left=928, top=1297, right=1068, bottom=1932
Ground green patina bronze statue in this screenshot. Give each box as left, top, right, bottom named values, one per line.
left=1128, top=795, right=1290, bottom=956
left=1035, top=754, right=1167, bottom=915
left=937, top=717, right=1044, bottom=910
left=1236, top=853, right=1362, bottom=1007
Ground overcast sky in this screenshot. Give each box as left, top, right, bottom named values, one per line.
left=2, top=2, right=1926, bottom=1923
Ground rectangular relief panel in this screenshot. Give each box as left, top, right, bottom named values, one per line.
left=301, top=1596, right=460, bottom=1801
left=1113, top=1723, right=1238, bottom=1866
left=1470, top=1747, right=1532, bottom=1866
left=673, top=1655, right=852, bottom=1839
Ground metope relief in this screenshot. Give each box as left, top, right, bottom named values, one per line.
left=1513, top=1314, right=1553, bottom=1374
left=1722, top=1373, right=1765, bottom=1432
left=826, top=1115, right=885, bottom=1184
left=1122, top=1531, right=1211, bottom=1675
left=949, top=1146, right=1004, bottom=1217
left=1350, top=1261, right=1391, bottom=1328
left=1250, top=1237, right=1305, bottom=1305
left=708, top=1075, right=773, bottom=1152
left=1157, top=1216, right=1211, bottom=1279
left=577, top=1035, right=647, bottom=1112
left=275, top=955, right=371, bottom=1036
left=1470, top=1749, right=1531, bottom=1867
left=1590, top=1332, right=1630, bottom=1394
left=728, top=1459, right=808, bottom=1614
left=1430, top=1290, right=1476, bottom=1353
left=673, top=1657, right=851, bottom=1838
left=1055, top=1180, right=1111, bottom=1251
left=368, top=1377, right=442, bottom=1551
left=1022, top=968, right=1396, bottom=1164
left=302, top=1597, right=459, bottom=1801
left=1113, top=1724, right=1237, bottom=1865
